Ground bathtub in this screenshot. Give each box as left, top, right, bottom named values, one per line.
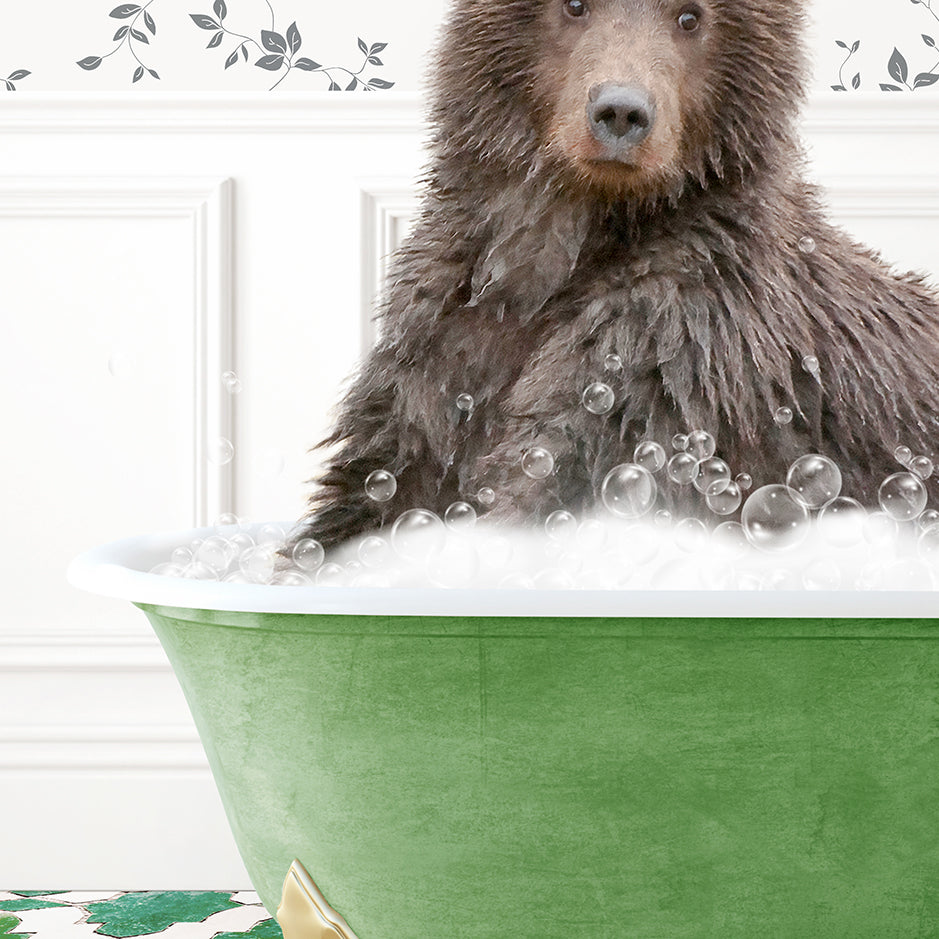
left=69, top=524, right=939, bottom=937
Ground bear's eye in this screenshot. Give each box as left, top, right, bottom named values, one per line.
left=563, top=0, right=588, bottom=18
left=677, top=7, right=701, bottom=31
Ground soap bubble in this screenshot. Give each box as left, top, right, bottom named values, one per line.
left=712, top=521, right=748, bottom=558
left=863, top=511, right=899, bottom=547
left=798, top=236, right=816, bottom=254
left=601, top=463, right=658, bottom=519
left=686, top=430, right=716, bottom=461
left=358, top=535, right=392, bottom=568
left=256, top=523, right=286, bottom=546
left=633, top=440, right=667, bottom=473
left=675, top=517, right=708, bottom=553
left=214, top=512, right=239, bottom=528
left=315, top=563, right=346, bottom=587
left=654, top=510, right=673, bottom=528
left=817, top=496, right=866, bottom=546
left=195, top=535, right=234, bottom=574
left=604, top=354, right=623, bottom=372
left=918, top=509, right=939, bottom=531
left=521, top=447, right=555, bottom=479
left=365, top=469, right=397, bottom=503
left=741, top=485, right=810, bottom=551
left=456, top=393, right=475, bottom=412
left=894, top=446, right=912, bottom=465
left=444, top=501, right=477, bottom=531
left=254, top=449, right=286, bottom=479
left=735, top=473, right=753, bottom=491
left=667, top=452, right=698, bottom=485
left=868, top=559, right=933, bottom=591
left=786, top=454, right=842, bottom=509
left=208, top=437, right=235, bottom=466
left=182, top=562, right=219, bottom=581
left=576, top=518, right=609, bottom=550
left=582, top=382, right=615, bottom=415
left=774, top=407, right=793, bottom=426
left=918, top=526, right=939, bottom=562
left=391, top=509, right=446, bottom=561
left=672, top=434, right=689, bottom=451
left=221, top=370, right=242, bottom=394
left=426, top=538, right=479, bottom=588
left=477, top=487, right=496, bottom=506
left=910, top=455, right=934, bottom=480
left=802, top=356, right=820, bottom=375
left=803, top=558, right=841, bottom=591
left=292, top=538, right=325, bottom=572
left=271, top=570, right=311, bottom=587
left=239, top=545, right=277, bottom=582
left=150, top=562, right=185, bottom=577
left=694, top=457, right=731, bottom=495
left=706, top=481, right=742, bottom=516
left=878, top=472, right=927, bottom=522
left=545, top=509, right=577, bottom=541
left=170, top=546, right=193, bottom=567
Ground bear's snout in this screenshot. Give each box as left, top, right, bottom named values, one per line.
left=587, top=82, right=656, bottom=155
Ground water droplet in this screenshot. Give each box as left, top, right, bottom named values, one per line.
left=694, top=457, right=731, bottom=495
left=365, top=469, right=397, bottom=503
left=477, top=487, right=496, bottom=506
left=456, top=393, right=475, bottom=412
left=774, top=407, right=793, bottom=426
left=221, top=370, right=242, bottom=394
left=391, top=509, right=446, bottom=561
left=107, top=351, right=136, bottom=380
left=910, top=455, right=934, bottom=480
left=894, top=446, right=912, bottom=465
left=582, top=382, right=615, bottom=415
left=786, top=454, right=842, bottom=509
left=741, top=485, right=810, bottom=551
left=633, top=440, right=667, bottom=473
left=686, top=430, right=716, bottom=461
left=735, top=473, right=753, bottom=491
left=817, top=496, right=866, bottom=547
left=292, top=538, right=325, bottom=572
left=600, top=463, right=658, bottom=519
left=667, top=452, right=699, bottom=485
left=445, top=501, right=477, bottom=531
left=878, top=472, right=928, bottom=522
left=798, top=236, right=816, bottom=254
left=545, top=509, right=577, bottom=540
left=604, top=354, right=623, bottom=372
left=672, top=434, right=689, bottom=452
left=801, top=355, right=820, bottom=375
left=706, top=481, right=742, bottom=516
left=208, top=437, right=235, bottom=466
left=521, top=447, right=555, bottom=479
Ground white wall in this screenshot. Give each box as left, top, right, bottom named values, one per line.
left=2, top=0, right=939, bottom=895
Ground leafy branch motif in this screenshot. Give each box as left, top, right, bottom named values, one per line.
left=77, top=2, right=161, bottom=84
left=2, top=68, right=31, bottom=91
left=880, top=35, right=939, bottom=90
left=189, top=0, right=394, bottom=91
left=831, top=39, right=861, bottom=91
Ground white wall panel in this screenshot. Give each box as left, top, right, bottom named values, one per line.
left=1, top=92, right=939, bottom=889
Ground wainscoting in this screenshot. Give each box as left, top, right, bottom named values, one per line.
left=2, top=91, right=938, bottom=887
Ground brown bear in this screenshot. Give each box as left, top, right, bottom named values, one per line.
left=293, top=0, right=939, bottom=550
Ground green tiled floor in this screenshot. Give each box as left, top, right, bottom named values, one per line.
left=0, top=891, right=282, bottom=938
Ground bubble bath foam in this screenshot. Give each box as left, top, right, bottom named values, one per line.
left=70, top=528, right=939, bottom=937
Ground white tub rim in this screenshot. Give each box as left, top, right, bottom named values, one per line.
left=65, top=522, right=939, bottom=619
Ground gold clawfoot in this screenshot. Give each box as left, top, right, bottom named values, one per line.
left=276, top=859, right=360, bottom=939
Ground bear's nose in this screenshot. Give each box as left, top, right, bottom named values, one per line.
left=587, top=83, right=656, bottom=150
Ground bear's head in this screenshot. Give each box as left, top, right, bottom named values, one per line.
left=431, top=0, right=808, bottom=201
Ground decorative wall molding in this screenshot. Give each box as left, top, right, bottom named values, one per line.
left=820, top=175, right=939, bottom=216
left=0, top=91, right=936, bottom=134
left=358, top=179, right=420, bottom=350
left=0, top=176, right=234, bottom=527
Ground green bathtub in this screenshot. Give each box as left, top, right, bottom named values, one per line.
left=70, top=526, right=939, bottom=938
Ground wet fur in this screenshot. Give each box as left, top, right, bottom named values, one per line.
left=294, top=0, right=939, bottom=548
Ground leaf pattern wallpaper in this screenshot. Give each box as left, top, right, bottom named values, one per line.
left=1, top=0, right=937, bottom=95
